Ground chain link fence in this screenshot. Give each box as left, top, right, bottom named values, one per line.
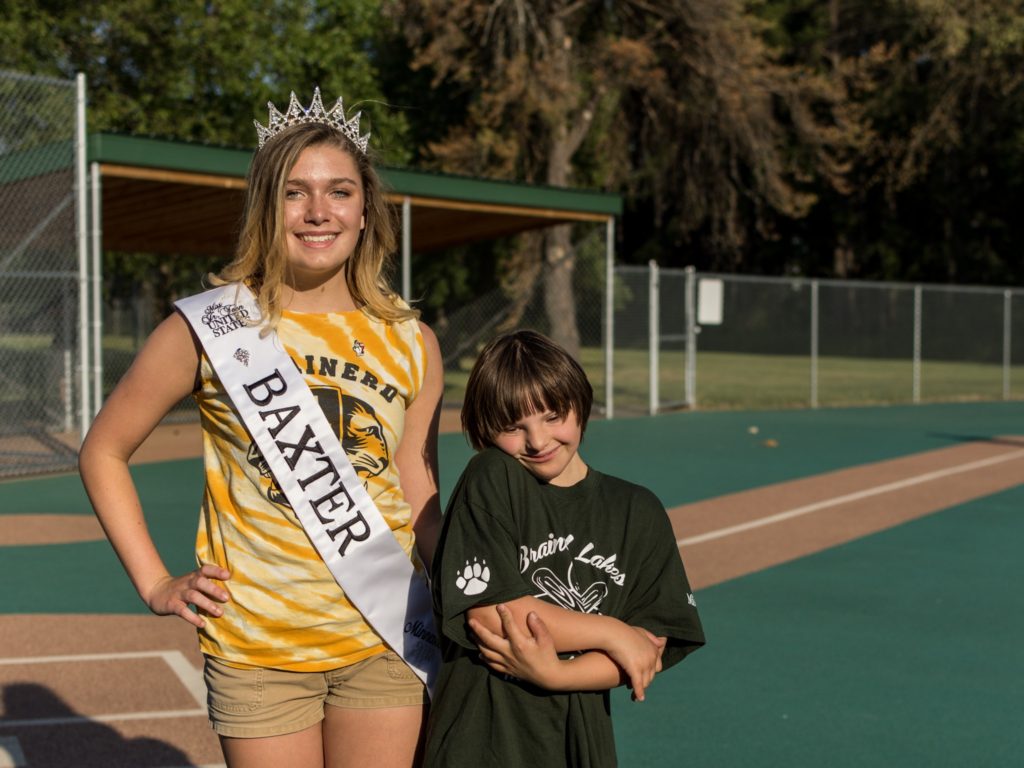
left=433, top=226, right=611, bottom=417
left=430, top=260, right=1024, bottom=417
left=90, top=258, right=1024, bottom=449
left=0, top=71, right=82, bottom=477
left=625, top=269, right=1024, bottom=414
left=103, top=280, right=207, bottom=423
left=432, top=263, right=1024, bottom=417
left=6, top=82, right=1021, bottom=480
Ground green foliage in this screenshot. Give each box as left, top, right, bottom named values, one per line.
left=756, top=0, right=1024, bottom=285
left=0, top=0, right=411, bottom=162
left=4, top=0, right=1024, bottom=339
left=410, top=239, right=506, bottom=323
left=0, top=1, right=418, bottom=331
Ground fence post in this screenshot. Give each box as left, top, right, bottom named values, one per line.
left=62, top=280, right=74, bottom=433
left=913, top=285, right=922, bottom=403
left=76, top=72, right=90, bottom=440
left=1004, top=290, right=1012, bottom=400
left=810, top=279, right=819, bottom=408
left=684, top=266, right=697, bottom=409
left=401, top=197, right=412, bottom=302
left=604, top=218, right=615, bottom=419
left=90, top=161, right=103, bottom=417
left=649, top=260, right=659, bottom=416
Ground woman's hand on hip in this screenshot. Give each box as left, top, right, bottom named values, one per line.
left=145, top=564, right=232, bottom=628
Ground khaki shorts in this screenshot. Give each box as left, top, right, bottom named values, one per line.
left=204, top=652, right=427, bottom=738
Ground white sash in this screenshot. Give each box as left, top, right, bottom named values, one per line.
left=176, top=284, right=439, bottom=696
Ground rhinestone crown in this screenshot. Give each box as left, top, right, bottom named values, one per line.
left=254, top=87, right=370, bottom=154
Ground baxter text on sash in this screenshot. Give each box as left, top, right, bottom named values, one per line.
left=244, top=369, right=371, bottom=556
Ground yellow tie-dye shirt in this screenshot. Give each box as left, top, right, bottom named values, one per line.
left=194, top=307, right=426, bottom=671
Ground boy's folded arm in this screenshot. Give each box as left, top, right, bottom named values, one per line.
left=469, top=604, right=662, bottom=700
left=466, top=597, right=665, bottom=699
left=467, top=596, right=620, bottom=653
left=555, top=652, right=628, bottom=691
left=515, top=650, right=626, bottom=693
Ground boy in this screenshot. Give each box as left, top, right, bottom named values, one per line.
left=425, top=330, right=705, bottom=767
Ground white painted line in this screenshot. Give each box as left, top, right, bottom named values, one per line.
left=0, top=737, right=26, bottom=768
left=160, top=651, right=207, bottom=708
left=0, top=649, right=209, bottom=725
left=0, top=708, right=206, bottom=728
left=677, top=448, right=1024, bottom=547
left=0, top=651, right=170, bottom=666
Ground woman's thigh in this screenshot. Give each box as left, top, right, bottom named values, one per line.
left=323, top=703, right=425, bottom=768
left=322, top=651, right=428, bottom=768
left=220, top=722, right=325, bottom=768
left=207, top=652, right=426, bottom=768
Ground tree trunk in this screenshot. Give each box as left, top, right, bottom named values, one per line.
left=544, top=223, right=580, bottom=358
left=542, top=17, right=584, bottom=358
left=833, top=235, right=853, bottom=278
left=499, top=231, right=544, bottom=332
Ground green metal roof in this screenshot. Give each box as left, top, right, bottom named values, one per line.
left=87, top=133, right=622, bottom=217
left=0, top=133, right=620, bottom=257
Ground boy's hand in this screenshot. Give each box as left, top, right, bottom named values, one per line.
left=606, top=624, right=666, bottom=702
left=145, top=564, right=231, bottom=629
left=470, top=604, right=563, bottom=688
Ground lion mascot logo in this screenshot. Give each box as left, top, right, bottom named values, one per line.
left=246, top=386, right=390, bottom=507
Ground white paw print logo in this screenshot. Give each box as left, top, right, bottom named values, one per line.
left=456, top=558, right=490, bottom=596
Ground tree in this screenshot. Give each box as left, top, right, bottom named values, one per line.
left=861, top=0, right=1024, bottom=284
left=386, top=0, right=615, bottom=355
left=761, top=0, right=1024, bottom=285
left=613, top=1, right=856, bottom=271
left=387, top=0, right=855, bottom=354
left=0, top=0, right=410, bottom=316
left=1, top=0, right=408, bottom=155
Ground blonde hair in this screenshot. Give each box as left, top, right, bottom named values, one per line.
left=461, top=330, right=593, bottom=450
left=213, top=121, right=415, bottom=327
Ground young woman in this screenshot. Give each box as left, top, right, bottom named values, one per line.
left=79, top=90, right=442, bottom=768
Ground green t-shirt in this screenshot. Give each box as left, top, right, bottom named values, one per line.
left=425, top=448, right=705, bottom=768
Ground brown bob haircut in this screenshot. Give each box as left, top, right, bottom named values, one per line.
left=461, top=330, right=593, bottom=450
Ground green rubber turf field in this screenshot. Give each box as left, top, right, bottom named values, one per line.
left=2, top=401, right=1022, bottom=766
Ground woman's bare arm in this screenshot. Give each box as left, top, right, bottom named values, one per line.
left=394, top=321, right=443, bottom=569
left=78, top=312, right=230, bottom=627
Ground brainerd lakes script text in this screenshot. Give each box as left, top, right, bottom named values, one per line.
left=520, top=532, right=627, bottom=586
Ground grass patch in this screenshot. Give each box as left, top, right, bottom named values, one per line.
left=6, top=335, right=1015, bottom=416
left=0, top=334, right=55, bottom=350
left=444, top=347, right=1022, bottom=414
